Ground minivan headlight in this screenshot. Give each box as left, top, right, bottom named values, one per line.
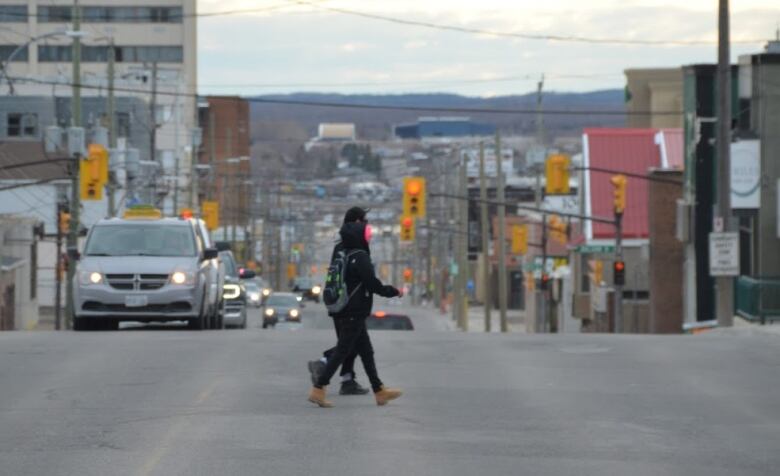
left=171, top=271, right=194, bottom=285
left=79, top=271, right=103, bottom=285
left=223, top=284, right=241, bottom=299
left=265, top=308, right=275, bottom=317
left=311, top=285, right=322, bottom=295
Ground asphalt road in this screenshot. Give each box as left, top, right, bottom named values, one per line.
left=1, top=305, right=779, bottom=476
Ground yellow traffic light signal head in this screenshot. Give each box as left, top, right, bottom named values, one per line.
left=403, top=177, right=426, bottom=218
left=610, top=174, right=627, bottom=214
left=400, top=215, right=416, bottom=242
left=512, top=224, right=528, bottom=255
left=545, top=154, right=571, bottom=195
left=549, top=215, right=568, bottom=244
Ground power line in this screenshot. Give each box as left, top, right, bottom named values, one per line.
left=6, top=76, right=678, bottom=117
left=291, top=0, right=766, bottom=46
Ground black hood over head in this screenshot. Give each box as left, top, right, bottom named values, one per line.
left=339, top=221, right=369, bottom=252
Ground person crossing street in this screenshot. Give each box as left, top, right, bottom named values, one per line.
left=307, top=209, right=403, bottom=408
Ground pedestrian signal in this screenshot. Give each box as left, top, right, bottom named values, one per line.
left=402, top=177, right=426, bottom=218
left=403, top=268, right=413, bottom=283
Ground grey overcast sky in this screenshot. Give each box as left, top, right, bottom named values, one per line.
left=197, top=0, right=778, bottom=96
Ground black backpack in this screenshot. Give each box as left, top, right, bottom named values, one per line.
left=323, top=249, right=365, bottom=313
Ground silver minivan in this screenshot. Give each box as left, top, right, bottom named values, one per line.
left=72, top=216, right=221, bottom=330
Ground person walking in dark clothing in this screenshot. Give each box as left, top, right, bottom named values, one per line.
left=309, top=207, right=372, bottom=396
left=308, top=211, right=403, bottom=408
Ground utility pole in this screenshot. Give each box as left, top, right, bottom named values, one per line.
left=715, top=0, right=734, bottom=327
left=172, top=83, right=181, bottom=215
left=65, top=0, right=82, bottom=330
left=479, top=143, right=491, bottom=332
left=207, top=110, right=216, bottom=201
left=540, top=213, right=548, bottom=332
left=496, top=133, right=509, bottom=333
left=536, top=74, right=545, bottom=145
left=149, top=62, right=158, bottom=204
left=106, top=37, right=116, bottom=216
left=458, top=151, right=469, bottom=331
left=614, top=212, right=624, bottom=332
left=55, top=201, right=65, bottom=330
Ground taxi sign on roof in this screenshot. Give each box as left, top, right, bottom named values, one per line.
left=123, top=205, right=162, bottom=219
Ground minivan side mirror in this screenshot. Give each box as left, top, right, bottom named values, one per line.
left=203, top=248, right=219, bottom=261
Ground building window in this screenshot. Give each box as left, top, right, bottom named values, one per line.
left=7, top=113, right=38, bottom=137
left=39, top=46, right=183, bottom=63
left=0, top=44, right=27, bottom=62
left=40, top=6, right=182, bottom=23
left=116, top=112, right=131, bottom=139
left=0, top=5, right=26, bottom=23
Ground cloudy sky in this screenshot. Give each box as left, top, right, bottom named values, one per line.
left=197, top=0, right=778, bottom=96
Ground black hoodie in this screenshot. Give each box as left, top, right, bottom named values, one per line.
left=329, top=221, right=399, bottom=318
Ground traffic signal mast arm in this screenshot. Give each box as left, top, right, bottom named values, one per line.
left=430, top=192, right=617, bottom=225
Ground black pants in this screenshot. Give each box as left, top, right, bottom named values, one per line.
left=324, top=317, right=357, bottom=379
left=316, top=316, right=383, bottom=392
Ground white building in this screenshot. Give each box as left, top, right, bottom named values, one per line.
left=0, top=0, right=198, bottom=214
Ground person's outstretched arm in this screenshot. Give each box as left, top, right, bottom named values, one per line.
left=354, top=252, right=399, bottom=298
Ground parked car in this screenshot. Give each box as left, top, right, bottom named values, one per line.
left=262, top=292, right=303, bottom=328
left=72, top=209, right=222, bottom=331
left=218, top=249, right=254, bottom=329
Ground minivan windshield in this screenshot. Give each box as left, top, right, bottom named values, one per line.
left=266, top=294, right=299, bottom=307
left=85, top=224, right=197, bottom=257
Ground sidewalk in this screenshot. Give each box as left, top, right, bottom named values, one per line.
left=701, top=315, right=780, bottom=337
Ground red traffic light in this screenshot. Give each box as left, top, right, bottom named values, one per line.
left=402, top=217, right=413, bottom=228
left=614, top=261, right=625, bottom=272
left=406, top=180, right=422, bottom=196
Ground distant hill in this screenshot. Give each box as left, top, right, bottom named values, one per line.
left=250, top=90, right=626, bottom=146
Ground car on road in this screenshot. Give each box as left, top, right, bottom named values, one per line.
left=218, top=249, right=254, bottom=329
left=366, top=311, right=414, bottom=331
left=292, top=277, right=322, bottom=303
left=244, top=281, right=263, bottom=308
left=72, top=209, right=222, bottom=331
left=262, top=292, right=303, bottom=328
left=252, top=277, right=272, bottom=304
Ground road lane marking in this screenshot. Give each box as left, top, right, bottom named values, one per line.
left=136, top=377, right=220, bottom=476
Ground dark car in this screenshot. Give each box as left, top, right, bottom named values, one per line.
left=292, top=277, right=321, bottom=303
left=262, top=292, right=303, bottom=328
left=366, top=312, right=414, bottom=331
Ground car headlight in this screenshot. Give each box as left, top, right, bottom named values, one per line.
left=264, top=308, right=275, bottom=317
left=79, top=271, right=103, bottom=285
left=311, top=285, right=322, bottom=295
left=171, top=271, right=194, bottom=285
left=289, top=309, right=300, bottom=318
left=223, top=284, right=241, bottom=299
left=249, top=292, right=260, bottom=301
left=296, top=296, right=303, bottom=302
left=262, top=288, right=271, bottom=296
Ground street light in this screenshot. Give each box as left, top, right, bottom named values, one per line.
left=0, top=29, right=88, bottom=94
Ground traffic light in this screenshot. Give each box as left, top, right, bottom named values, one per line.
left=540, top=273, right=551, bottom=291
left=511, top=224, right=528, bottom=255
left=80, top=144, right=109, bottom=201
left=201, top=201, right=220, bottom=231
left=610, top=174, right=627, bottom=214
left=614, top=260, right=626, bottom=286
left=402, top=177, right=426, bottom=218
left=545, top=154, right=571, bottom=195
left=403, top=268, right=413, bottom=283
left=548, top=215, right=568, bottom=245
left=588, top=259, right=604, bottom=286
left=400, top=215, right=415, bottom=242
left=58, top=210, right=71, bottom=235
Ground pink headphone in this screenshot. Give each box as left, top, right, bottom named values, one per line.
left=364, top=224, right=373, bottom=243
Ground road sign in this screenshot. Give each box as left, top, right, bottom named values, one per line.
left=709, top=232, right=739, bottom=277
left=576, top=244, right=615, bottom=254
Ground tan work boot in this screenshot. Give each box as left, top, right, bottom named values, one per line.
left=375, top=386, right=403, bottom=406
left=308, top=387, right=333, bottom=408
